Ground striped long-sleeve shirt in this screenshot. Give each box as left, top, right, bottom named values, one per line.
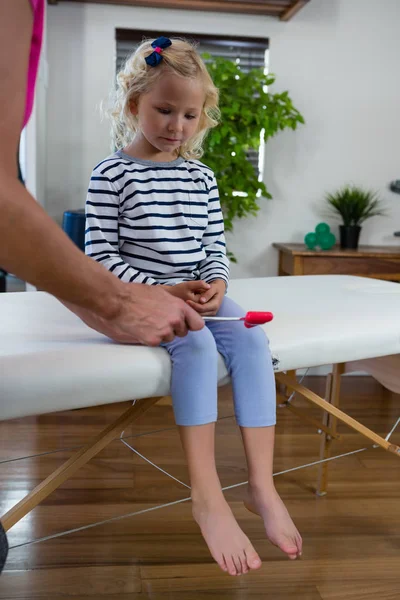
left=85, top=150, right=230, bottom=287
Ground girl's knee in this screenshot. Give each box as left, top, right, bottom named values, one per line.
left=238, top=325, right=271, bottom=355
left=173, top=327, right=218, bottom=359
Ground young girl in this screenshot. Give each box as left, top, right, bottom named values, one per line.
left=85, top=36, right=302, bottom=576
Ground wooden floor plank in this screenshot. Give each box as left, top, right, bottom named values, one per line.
left=318, top=582, right=400, bottom=600
left=1, top=590, right=320, bottom=600
left=0, top=566, right=141, bottom=598
left=140, top=557, right=400, bottom=591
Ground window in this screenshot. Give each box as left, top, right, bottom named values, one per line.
left=115, top=29, right=269, bottom=175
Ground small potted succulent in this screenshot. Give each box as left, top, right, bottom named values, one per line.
left=325, top=184, right=387, bottom=249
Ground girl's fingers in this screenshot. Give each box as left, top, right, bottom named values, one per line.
left=199, top=288, right=216, bottom=303
left=186, top=281, right=210, bottom=293
left=187, top=299, right=218, bottom=315
left=186, top=300, right=209, bottom=313
left=188, top=294, right=204, bottom=303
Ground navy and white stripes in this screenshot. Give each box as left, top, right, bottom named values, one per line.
left=85, top=151, right=230, bottom=287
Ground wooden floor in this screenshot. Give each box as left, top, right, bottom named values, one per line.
left=0, top=376, right=399, bottom=599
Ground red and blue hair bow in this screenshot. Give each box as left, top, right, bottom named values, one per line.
left=145, top=36, right=172, bottom=67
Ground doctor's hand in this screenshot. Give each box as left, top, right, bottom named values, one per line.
left=64, top=281, right=205, bottom=346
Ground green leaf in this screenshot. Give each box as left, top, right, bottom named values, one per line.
left=201, top=55, right=304, bottom=262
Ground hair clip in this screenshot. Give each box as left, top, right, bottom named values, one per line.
left=145, top=36, right=172, bottom=67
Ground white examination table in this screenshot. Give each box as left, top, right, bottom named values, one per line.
left=1, top=275, right=399, bottom=531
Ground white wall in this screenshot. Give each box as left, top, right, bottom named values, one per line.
left=46, top=0, right=400, bottom=278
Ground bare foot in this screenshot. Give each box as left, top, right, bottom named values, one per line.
left=245, top=484, right=302, bottom=560
left=192, top=492, right=262, bottom=576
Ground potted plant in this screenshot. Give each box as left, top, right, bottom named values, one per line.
left=202, top=55, right=304, bottom=261
left=325, top=184, right=387, bottom=250
left=0, top=269, right=6, bottom=293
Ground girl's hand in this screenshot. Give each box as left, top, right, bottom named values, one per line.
left=186, top=279, right=226, bottom=316
left=165, top=280, right=211, bottom=302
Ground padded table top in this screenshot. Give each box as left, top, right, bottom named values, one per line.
left=1, top=275, right=400, bottom=421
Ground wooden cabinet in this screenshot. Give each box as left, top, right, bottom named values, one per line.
left=273, top=243, right=400, bottom=281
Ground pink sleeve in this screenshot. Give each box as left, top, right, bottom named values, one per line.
left=23, top=0, right=45, bottom=128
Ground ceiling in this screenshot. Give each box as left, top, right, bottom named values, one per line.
left=47, top=0, right=311, bottom=21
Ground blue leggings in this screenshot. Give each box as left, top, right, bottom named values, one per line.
left=162, top=296, right=276, bottom=427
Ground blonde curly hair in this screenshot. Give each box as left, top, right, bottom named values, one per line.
left=108, top=37, right=220, bottom=160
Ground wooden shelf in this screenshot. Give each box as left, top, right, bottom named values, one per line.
left=47, top=0, right=311, bottom=20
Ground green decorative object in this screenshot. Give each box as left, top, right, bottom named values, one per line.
left=319, top=232, right=336, bottom=250
left=202, top=54, right=304, bottom=262
left=315, top=222, right=330, bottom=236
left=304, top=232, right=317, bottom=249
left=304, top=223, right=336, bottom=250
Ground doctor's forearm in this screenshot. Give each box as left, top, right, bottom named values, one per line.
left=0, top=177, right=122, bottom=318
